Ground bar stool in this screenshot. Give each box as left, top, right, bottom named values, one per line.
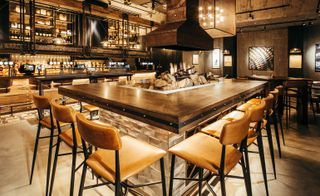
left=72, top=79, right=99, bottom=120
left=75, top=113, right=167, bottom=196
left=49, top=99, right=82, bottom=196
left=201, top=100, right=269, bottom=195
left=169, top=111, right=252, bottom=196
left=276, top=85, right=285, bottom=145
left=284, top=81, right=299, bottom=128
left=269, top=89, right=282, bottom=158
left=31, top=95, right=66, bottom=196
left=242, top=94, right=278, bottom=177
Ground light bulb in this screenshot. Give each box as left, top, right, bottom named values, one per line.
left=203, top=22, right=207, bottom=26
left=216, top=7, right=220, bottom=11
left=210, top=22, right=214, bottom=25
left=208, top=6, right=212, bottom=10
left=220, top=9, right=224, bottom=13
left=208, top=14, right=213, bottom=18
left=199, top=7, right=203, bottom=11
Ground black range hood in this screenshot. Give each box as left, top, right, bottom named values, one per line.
left=146, top=0, right=213, bottom=51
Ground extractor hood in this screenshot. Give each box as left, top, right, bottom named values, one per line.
left=146, top=0, right=213, bottom=51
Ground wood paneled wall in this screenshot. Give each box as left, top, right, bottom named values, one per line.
left=237, top=28, right=288, bottom=77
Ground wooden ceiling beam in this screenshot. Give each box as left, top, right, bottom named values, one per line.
left=36, top=0, right=156, bottom=26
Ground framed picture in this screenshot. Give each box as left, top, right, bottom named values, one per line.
left=212, top=49, right=220, bottom=69
left=224, top=55, right=232, bottom=67
left=316, top=44, right=320, bottom=72
left=248, top=46, right=274, bottom=71
left=192, top=54, right=199, bottom=65
left=289, top=54, right=302, bottom=69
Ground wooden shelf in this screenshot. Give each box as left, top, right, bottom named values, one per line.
left=35, top=24, right=54, bottom=28
left=35, top=14, right=53, bottom=19
left=56, top=19, right=73, bottom=24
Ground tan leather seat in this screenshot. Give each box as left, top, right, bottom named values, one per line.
left=237, top=102, right=255, bottom=112
left=82, top=104, right=99, bottom=112
left=222, top=110, right=244, bottom=121
left=169, top=133, right=242, bottom=174
left=40, top=116, right=67, bottom=129
left=247, top=98, right=262, bottom=105
left=76, top=113, right=167, bottom=195
left=201, top=119, right=230, bottom=137
left=87, top=135, right=166, bottom=183
left=169, top=111, right=251, bottom=196
left=59, top=127, right=82, bottom=147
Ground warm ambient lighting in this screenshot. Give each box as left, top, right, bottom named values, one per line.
left=290, top=48, right=302, bottom=54
left=199, top=5, right=225, bottom=25
left=199, top=0, right=236, bottom=38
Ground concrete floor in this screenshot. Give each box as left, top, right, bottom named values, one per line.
left=0, top=109, right=319, bottom=196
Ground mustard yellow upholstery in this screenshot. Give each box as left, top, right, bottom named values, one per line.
left=201, top=119, right=230, bottom=138
left=86, top=136, right=166, bottom=183
left=169, top=133, right=242, bottom=174
left=33, top=94, right=51, bottom=109
left=76, top=113, right=166, bottom=184
left=76, top=113, right=122, bottom=150
left=51, top=99, right=76, bottom=123
left=59, top=127, right=82, bottom=147
left=83, top=104, right=99, bottom=112
left=222, top=111, right=245, bottom=121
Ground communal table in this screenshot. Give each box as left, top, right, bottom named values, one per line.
left=35, top=72, right=132, bottom=95
left=58, top=79, right=267, bottom=195
left=59, top=79, right=267, bottom=134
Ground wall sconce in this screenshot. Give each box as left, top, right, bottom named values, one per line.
left=290, top=48, right=302, bottom=54
left=223, top=49, right=230, bottom=55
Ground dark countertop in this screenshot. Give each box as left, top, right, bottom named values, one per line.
left=0, top=71, right=140, bottom=80
left=59, top=79, right=267, bottom=133
left=34, top=72, right=132, bottom=82
left=248, top=75, right=312, bottom=81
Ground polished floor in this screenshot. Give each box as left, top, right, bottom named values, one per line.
left=0, top=108, right=319, bottom=196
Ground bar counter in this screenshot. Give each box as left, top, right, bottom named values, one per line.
left=59, top=79, right=267, bottom=133
left=58, top=79, right=267, bottom=195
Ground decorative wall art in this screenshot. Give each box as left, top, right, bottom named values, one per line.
left=316, top=44, right=320, bottom=72
left=212, top=49, right=220, bottom=69
left=224, top=55, right=232, bottom=67
left=248, top=46, right=274, bottom=71
left=192, top=54, right=199, bottom=65
left=289, top=54, right=302, bottom=69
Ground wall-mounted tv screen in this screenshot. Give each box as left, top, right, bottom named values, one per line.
left=74, top=64, right=86, bottom=70
left=249, top=46, right=274, bottom=71
left=19, top=64, right=35, bottom=74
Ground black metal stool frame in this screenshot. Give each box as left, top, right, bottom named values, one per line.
left=78, top=137, right=167, bottom=196
left=168, top=137, right=252, bottom=196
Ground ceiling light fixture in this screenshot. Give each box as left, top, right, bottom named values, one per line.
left=199, top=0, right=236, bottom=38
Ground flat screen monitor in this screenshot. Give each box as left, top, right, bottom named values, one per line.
left=74, top=64, right=86, bottom=70
left=19, top=64, right=35, bottom=74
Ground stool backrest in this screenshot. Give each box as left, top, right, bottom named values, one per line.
left=220, top=111, right=251, bottom=145
left=76, top=113, right=122, bottom=150
left=33, top=94, right=51, bottom=109
left=50, top=99, right=76, bottom=123
left=72, top=79, right=90, bottom=86
left=263, top=93, right=274, bottom=110
left=270, top=88, right=279, bottom=105
left=249, top=100, right=266, bottom=122
left=276, top=85, right=284, bottom=96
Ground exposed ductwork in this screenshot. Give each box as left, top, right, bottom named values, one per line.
left=146, top=0, right=213, bottom=51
